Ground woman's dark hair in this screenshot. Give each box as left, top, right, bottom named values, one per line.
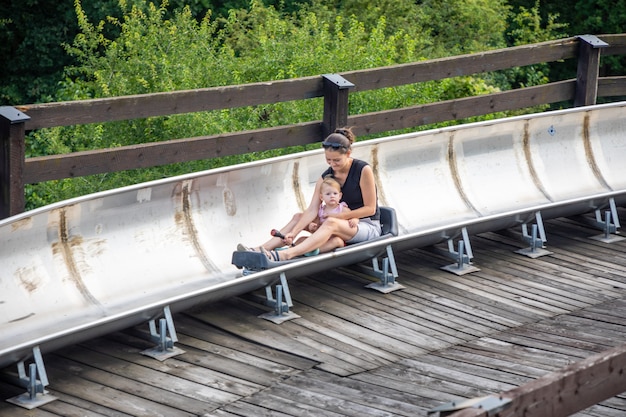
left=321, top=127, right=355, bottom=154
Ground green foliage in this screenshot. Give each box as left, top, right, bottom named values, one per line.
left=19, top=0, right=586, bottom=209
left=417, top=0, right=511, bottom=55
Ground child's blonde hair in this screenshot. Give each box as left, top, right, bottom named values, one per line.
left=321, top=175, right=342, bottom=193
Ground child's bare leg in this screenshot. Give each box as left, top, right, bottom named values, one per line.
left=294, top=236, right=308, bottom=246
left=319, top=236, right=344, bottom=253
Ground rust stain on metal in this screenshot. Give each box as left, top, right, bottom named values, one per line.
left=447, top=133, right=481, bottom=215
left=522, top=121, right=553, bottom=201
left=16, top=267, right=41, bottom=293
left=223, top=187, right=237, bottom=216
left=370, top=145, right=389, bottom=207
left=582, top=113, right=611, bottom=190
left=179, top=181, right=220, bottom=273
left=51, top=208, right=103, bottom=308
left=291, top=161, right=307, bottom=211
left=11, top=216, right=32, bottom=232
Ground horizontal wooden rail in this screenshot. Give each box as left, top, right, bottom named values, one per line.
left=18, top=77, right=324, bottom=130
left=16, top=37, right=582, bottom=130
left=440, top=342, right=626, bottom=417
left=24, top=122, right=321, bottom=183
left=344, top=38, right=579, bottom=92
left=351, top=80, right=577, bottom=136
left=3, top=34, right=626, bottom=218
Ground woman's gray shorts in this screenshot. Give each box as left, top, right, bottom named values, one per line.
left=346, top=218, right=382, bottom=244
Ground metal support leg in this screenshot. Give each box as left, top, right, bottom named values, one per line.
left=258, top=272, right=300, bottom=324
left=590, top=198, right=625, bottom=243
left=364, top=244, right=405, bottom=293
left=515, top=211, right=553, bottom=258
left=6, top=346, right=57, bottom=409
left=141, top=305, right=185, bottom=360
left=440, top=227, right=480, bottom=275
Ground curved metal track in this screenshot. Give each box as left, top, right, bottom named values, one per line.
left=2, top=101, right=626, bottom=370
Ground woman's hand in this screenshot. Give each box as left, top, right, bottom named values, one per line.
left=348, top=218, right=359, bottom=228
left=283, top=232, right=296, bottom=246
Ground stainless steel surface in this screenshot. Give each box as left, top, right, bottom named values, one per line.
left=2, top=101, right=626, bottom=369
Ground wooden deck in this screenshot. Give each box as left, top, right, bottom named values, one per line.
left=2, top=214, right=626, bottom=416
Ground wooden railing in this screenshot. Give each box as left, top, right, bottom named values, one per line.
left=2, top=34, right=626, bottom=219
left=437, top=342, right=626, bottom=417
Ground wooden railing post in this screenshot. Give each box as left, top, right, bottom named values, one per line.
left=574, top=35, right=609, bottom=107
left=0, top=106, right=30, bottom=219
left=322, top=74, right=355, bottom=137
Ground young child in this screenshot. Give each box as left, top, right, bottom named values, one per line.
left=306, top=176, right=353, bottom=234
left=294, top=176, right=357, bottom=252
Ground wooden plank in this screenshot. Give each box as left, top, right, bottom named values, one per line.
left=432, top=348, right=548, bottom=380
left=349, top=81, right=576, bottom=136
left=41, top=359, right=196, bottom=417
left=292, top=277, right=460, bottom=347
left=411, top=354, right=533, bottom=388
left=187, top=298, right=373, bottom=376
left=344, top=38, right=579, bottom=91
left=47, top=353, right=217, bottom=415
left=80, top=334, right=266, bottom=397
left=599, top=76, right=626, bottom=97
left=289, top=280, right=450, bottom=351
left=395, top=262, right=529, bottom=327
left=397, top=247, right=545, bottom=322
left=333, top=269, right=507, bottom=336
left=271, top=369, right=427, bottom=416
left=24, top=122, right=321, bottom=183
left=397, top=357, right=518, bottom=393
left=244, top=382, right=402, bottom=417
left=62, top=341, right=248, bottom=404
left=19, top=77, right=323, bottom=130
left=240, top=391, right=350, bottom=417
left=490, top=332, right=598, bottom=360
left=388, top=275, right=519, bottom=330
left=516, top=321, right=620, bottom=350
left=270, top=303, right=402, bottom=365
left=458, top=338, right=575, bottom=370
left=411, top=266, right=559, bottom=318
left=469, top=234, right=625, bottom=299
left=173, top=314, right=319, bottom=371
left=475, top=232, right=622, bottom=303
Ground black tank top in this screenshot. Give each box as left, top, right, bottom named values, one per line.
left=322, top=159, right=380, bottom=221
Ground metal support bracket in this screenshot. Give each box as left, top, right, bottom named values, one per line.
left=141, top=305, right=185, bottom=360
left=440, top=227, right=480, bottom=275
left=589, top=198, right=625, bottom=243
left=258, top=272, right=301, bottom=324
left=427, top=395, right=511, bottom=416
left=515, top=211, right=553, bottom=258
left=6, top=346, right=58, bottom=409
left=364, top=244, right=405, bottom=293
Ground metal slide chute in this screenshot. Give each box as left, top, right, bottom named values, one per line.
left=2, top=101, right=626, bottom=407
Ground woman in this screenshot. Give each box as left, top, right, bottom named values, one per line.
left=242, top=126, right=381, bottom=261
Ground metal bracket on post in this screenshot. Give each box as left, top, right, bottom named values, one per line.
left=258, top=272, right=301, bottom=324
left=6, top=346, right=58, bottom=409
left=589, top=198, right=625, bottom=243
left=141, top=305, right=185, bottom=360
left=574, top=35, right=608, bottom=107
left=515, top=211, right=553, bottom=258
left=364, top=244, right=405, bottom=293
left=440, top=227, right=480, bottom=275
left=322, top=74, right=355, bottom=138
left=427, top=395, right=511, bottom=417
